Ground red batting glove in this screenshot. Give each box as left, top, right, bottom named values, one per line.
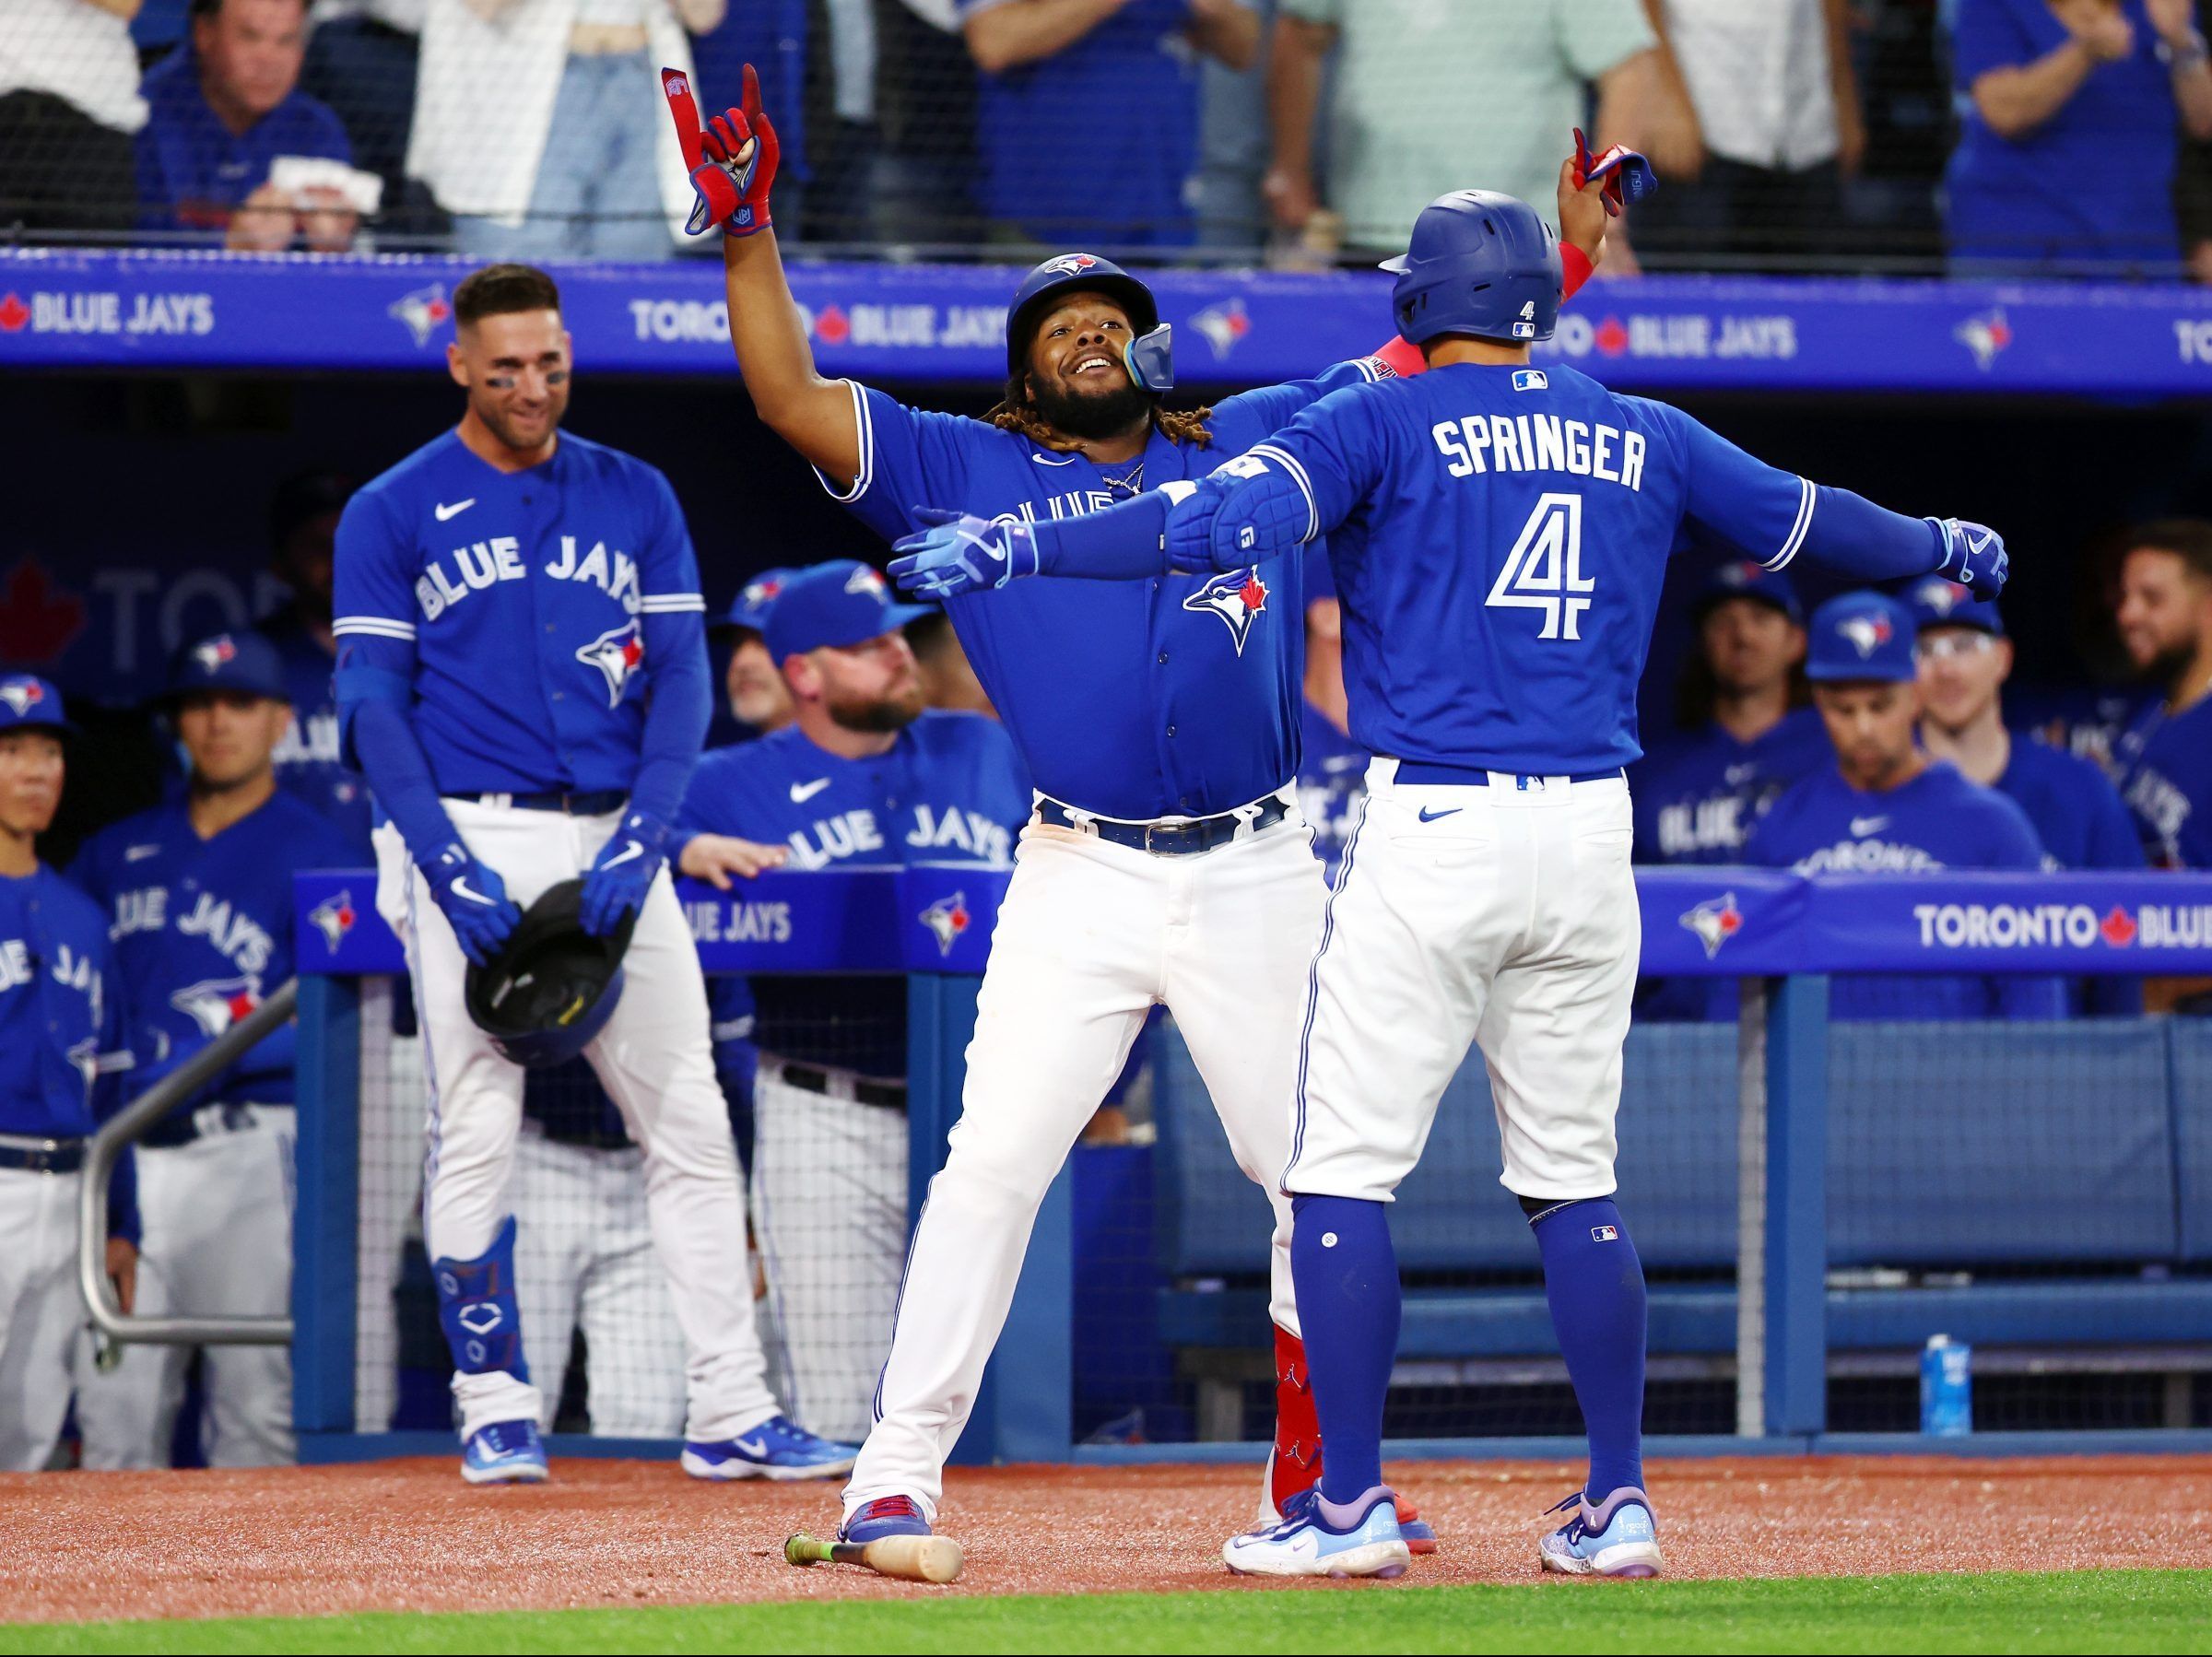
left=664, top=63, right=780, bottom=237
left=1572, top=126, right=1657, bottom=218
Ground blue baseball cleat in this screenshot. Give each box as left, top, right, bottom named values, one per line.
left=1222, top=1485, right=1411, bottom=1579
left=1537, top=1487, right=1664, bottom=1578
left=680, top=1415, right=859, bottom=1481
left=461, top=1419, right=549, bottom=1485
left=840, top=1495, right=933, bottom=1544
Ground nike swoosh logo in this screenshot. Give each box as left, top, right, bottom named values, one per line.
left=1418, top=805, right=1463, bottom=823
left=124, top=843, right=161, bottom=862
left=1851, top=817, right=1888, bottom=836
left=451, top=876, right=493, bottom=906
left=736, top=1436, right=768, bottom=1456
left=1030, top=452, right=1078, bottom=467
left=790, top=778, right=831, bottom=803
left=435, top=498, right=476, bottom=522
left=598, top=839, right=645, bottom=869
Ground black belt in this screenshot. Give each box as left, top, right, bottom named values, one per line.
left=141, top=1101, right=286, bottom=1149
left=778, top=1062, right=905, bottom=1111
left=0, top=1140, right=85, bottom=1174
left=1036, top=795, right=1288, bottom=856
left=1394, top=762, right=1625, bottom=787
left=443, top=789, right=628, bottom=815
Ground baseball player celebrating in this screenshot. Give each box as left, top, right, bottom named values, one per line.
left=2111, top=521, right=2212, bottom=869
left=0, top=676, right=138, bottom=1474
left=68, top=632, right=356, bottom=1467
left=894, top=189, right=2010, bottom=1577
left=677, top=560, right=1031, bottom=1444
left=332, top=261, right=853, bottom=1485
left=675, top=65, right=1627, bottom=1547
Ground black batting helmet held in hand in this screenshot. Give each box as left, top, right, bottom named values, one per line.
left=463, top=879, right=634, bottom=1068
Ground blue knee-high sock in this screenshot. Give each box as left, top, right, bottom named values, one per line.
left=1289, top=1193, right=1400, bottom=1503
left=1530, top=1197, right=1647, bottom=1502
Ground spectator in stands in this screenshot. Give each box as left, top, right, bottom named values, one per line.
left=258, top=470, right=372, bottom=852
left=959, top=0, right=1259, bottom=248
left=2112, top=520, right=2212, bottom=867
left=410, top=0, right=724, bottom=260
left=1747, top=592, right=2065, bottom=1021
left=1265, top=0, right=1657, bottom=262
left=0, top=0, right=148, bottom=240
left=1909, top=575, right=2146, bottom=1016
left=1630, top=0, right=1865, bottom=269
left=1945, top=0, right=2212, bottom=276
left=302, top=0, right=449, bottom=243
left=136, top=0, right=359, bottom=252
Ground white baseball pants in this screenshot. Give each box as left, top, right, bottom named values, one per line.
left=1285, top=761, right=1640, bottom=1205
left=0, top=1167, right=83, bottom=1471
left=844, top=809, right=1327, bottom=1521
left=375, top=798, right=776, bottom=1443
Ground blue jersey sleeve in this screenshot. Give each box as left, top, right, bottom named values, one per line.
left=630, top=469, right=712, bottom=829
left=1208, top=357, right=1392, bottom=451
left=88, top=932, right=140, bottom=1245
left=1234, top=382, right=1402, bottom=549
left=820, top=383, right=988, bottom=544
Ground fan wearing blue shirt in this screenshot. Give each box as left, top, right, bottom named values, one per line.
left=0, top=676, right=138, bottom=1474
left=2111, top=522, right=2212, bottom=872
left=137, top=0, right=359, bottom=252
left=1747, top=592, right=2064, bottom=1021
left=1908, top=576, right=2145, bottom=1016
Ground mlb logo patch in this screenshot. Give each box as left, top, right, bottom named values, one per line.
left=1512, top=369, right=1547, bottom=392
left=1591, top=1225, right=1619, bottom=1243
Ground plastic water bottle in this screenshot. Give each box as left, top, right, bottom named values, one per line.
left=1921, top=1334, right=1972, bottom=1436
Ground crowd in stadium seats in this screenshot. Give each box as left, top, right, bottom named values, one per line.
left=5, top=0, right=2212, bottom=272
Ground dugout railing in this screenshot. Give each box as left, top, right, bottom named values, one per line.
left=261, top=864, right=2212, bottom=1465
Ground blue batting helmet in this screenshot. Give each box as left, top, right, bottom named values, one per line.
left=1381, top=192, right=1562, bottom=347
left=464, top=879, right=632, bottom=1068
left=1006, top=253, right=1173, bottom=393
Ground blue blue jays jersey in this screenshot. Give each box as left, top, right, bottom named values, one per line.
left=1631, top=708, right=1830, bottom=864
left=331, top=429, right=707, bottom=795
left=263, top=613, right=374, bottom=856
left=2115, top=693, right=2212, bottom=869
left=0, top=866, right=127, bottom=1139
left=1993, top=733, right=2146, bottom=1016
left=72, top=791, right=356, bottom=1130
left=1746, top=761, right=2065, bottom=1021
left=1297, top=699, right=1368, bottom=881
left=821, top=361, right=1394, bottom=819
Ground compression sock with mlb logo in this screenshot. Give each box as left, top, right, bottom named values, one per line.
left=1524, top=1194, right=1648, bottom=1503
left=1288, top=1193, right=1401, bottom=1505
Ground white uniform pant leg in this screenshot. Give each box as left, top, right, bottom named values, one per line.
left=511, top=1131, right=586, bottom=1431
left=72, top=1152, right=185, bottom=1470
left=842, top=826, right=1161, bottom=1520
left=187, top=1111, right=298, bottom=1467
left=1158, top=821, right=1328, bottom=1337
left=749, top=1065, right=906, bottom=1446
left=575, top=1145, right=688, bottom=1438
left=0, top=1170, right=86, bottom=1471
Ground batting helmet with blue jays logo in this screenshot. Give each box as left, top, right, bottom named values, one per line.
left=1381, top=191, right=1563, bottom=347
left=463, top=878, right=634, bottom=1068
left=1006, top=253, right=1174, bottom=394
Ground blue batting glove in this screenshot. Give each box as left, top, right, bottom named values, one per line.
left=888, top=508, right=1041, bottom=600
left=425, top=842, right=522, bottom=966
left=581, top=811, right=673, bottom=938
left=1930, top=517, right=2008, bottom=600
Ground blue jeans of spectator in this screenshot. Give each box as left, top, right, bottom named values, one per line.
left=453, top=52, right=670, bottom=262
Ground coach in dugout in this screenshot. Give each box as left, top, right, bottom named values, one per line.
left=674, top=561, right=1029, bottom=1445
left=1746, top=592, right=2065, bottom=1022
left=2112, top=521, right=2212, bottom=870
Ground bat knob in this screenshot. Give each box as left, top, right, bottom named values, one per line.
left=782, top=1533, right=821, bottom=1567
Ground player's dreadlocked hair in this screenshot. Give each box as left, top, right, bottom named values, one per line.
left=985, top=374, right=1218, bottom=451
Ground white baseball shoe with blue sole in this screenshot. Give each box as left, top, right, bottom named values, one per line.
left=1537, top=1487, right=1664, bottom=1578
left=461, top=1419, right=549, bottom=1486
left=680, top=1415, right=859, bottom=1481
left=1222, top=1485, right=1411, bottom=1579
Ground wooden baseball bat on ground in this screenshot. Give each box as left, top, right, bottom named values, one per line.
left=783, top=1531, right=964, bottom=1583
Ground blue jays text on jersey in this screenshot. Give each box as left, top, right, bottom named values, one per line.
left=818, top=358, right=1396, bottom=820
left=1745, top=761, right=2065, bottom=1021
left=1631, top=708, right=1830, bottom=864
left=70, top=792, right=356, bottom=1132
left=0, top=865, right=129, bottom=1142
left=2115, top=693, right=2212, bottom=869
left=330, top=429, right=708, bottom=795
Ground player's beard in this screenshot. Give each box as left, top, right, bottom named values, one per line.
left=1029, top=374, right=1153, bottom=443
left=2143, top=640, right=2204, bottom=698
left=826, top=680, right=925, bottom=734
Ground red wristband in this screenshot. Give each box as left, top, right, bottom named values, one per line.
left=1370, top=334, right=1429, bottom=379
left=1562, top=243, right=1593, bottom=301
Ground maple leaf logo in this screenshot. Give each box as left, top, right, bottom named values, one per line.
left=0, top=293, right=29, bottom=333
left=1594, top=316, right=1630, bottom=357
left=2100, top=905, right=2136, bottom=947
left=0, top=558, right=88, bottom=665
left=814, top=305, right=852, bottom=346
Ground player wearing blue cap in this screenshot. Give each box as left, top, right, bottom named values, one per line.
left=676, top=67, right=1629, bottom=1549
left=712, top=567, right=798, bottom=741
left=261, top=470, right=375, bottom=856
left=2112, top=522, right=2212, bottom=872
left=68, top=630, right=358, bottom=1467
left=0, top=675, right=138, bottom=1473
left=676, top=561, right=1031, bottom=1446
left=892, top=187, right=2011, bottom=1578
left=332, top=262, right=851, bottom=1487
left=1908, top=577, right=2146, bottom=1016
left=1747, top=592, right=2062, bottom=1021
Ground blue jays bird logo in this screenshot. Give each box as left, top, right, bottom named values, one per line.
left=194, top=635, right=239, bottom=673
left=919, top=892, right=971, bottom=958
left=171, top=974, right=261, bottom=1037
left=1182, top=569, right=1270, bottom=656
left=389, top=282, right=452, bottom=348
left=1190, top=298, right=1251, bottom=361
left=0, top=677, right=44, bottom=716
left=308, top=889, right=358, bottom=954
left=1039, top=254, right=1100, bottom=280
left=1837, top=612, right=1893, bottom=658
left=1954, top=307, right=2011, bottom=371
left=1913, top=577, right=1971, bottom=617
left=1679, top=892, right=1743, bottom=959
left=576, top=621, right=644, bottom=708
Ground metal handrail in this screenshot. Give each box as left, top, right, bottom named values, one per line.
left=77, top=979, right=300, bottom=1346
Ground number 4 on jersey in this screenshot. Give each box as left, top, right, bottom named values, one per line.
left=1488, top=492, right=1592, bottom=640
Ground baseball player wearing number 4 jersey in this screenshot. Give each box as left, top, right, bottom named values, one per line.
left=333, top=262, right=852, bottom=1486
left=894, top=189, right=2010, bottom=1578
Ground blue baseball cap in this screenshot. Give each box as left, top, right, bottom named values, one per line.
left=1693, top=559, right=1803, bottom=625
left=1806, top=592, right=1917, bottom=683
left=167, top=630, right=289, bottom=702
left=1904, top=573, right=2004, bottom=637
left=764, top=561, right=932, bottom=665
left=0, top=674, right=73, bottom=736
left=713, top=566, right=798, bottom=639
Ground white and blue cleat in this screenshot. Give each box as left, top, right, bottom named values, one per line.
left=840, top=1495, right=934, bottom=1544
left=461, top=1419, right=550, bottom=1486
left=1537, top=1487, right=1664, bottom=1578
left=1222, top=1485, right=1411, bottom=1579
left=680, top=1415, right=860, bottom=1482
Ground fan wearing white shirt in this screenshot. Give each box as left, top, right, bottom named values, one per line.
left=0, top=0, right=149, bottom=237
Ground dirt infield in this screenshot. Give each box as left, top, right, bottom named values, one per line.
left=5, top=1453, right=2207, bottom=1625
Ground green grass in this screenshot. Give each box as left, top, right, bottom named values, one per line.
left=4, top=1571, right=2206, bottom=1656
